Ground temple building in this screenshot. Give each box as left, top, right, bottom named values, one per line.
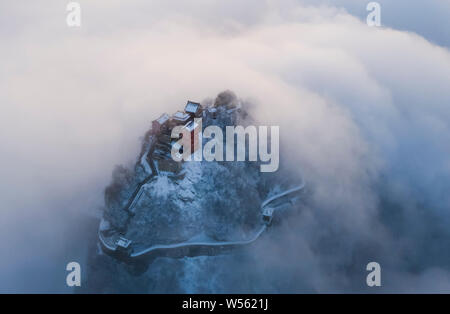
left=152, top=113, right=170, bottom=135
left=184, top=100, right=203, bottom=118
left=171, top=111, right=191, bottom=126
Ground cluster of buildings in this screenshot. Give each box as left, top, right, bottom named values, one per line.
left=148, top=100, right=237, bottom=174
left=150, top=100, right=203, bottom=173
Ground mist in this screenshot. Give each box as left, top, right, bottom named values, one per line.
left=0, top=0, right=449, bottom=292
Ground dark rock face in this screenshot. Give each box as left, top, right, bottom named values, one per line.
left=214, top=90, right=238, bottom=109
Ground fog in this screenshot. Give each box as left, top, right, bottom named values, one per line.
left=0, top=0, right=449, bottom=292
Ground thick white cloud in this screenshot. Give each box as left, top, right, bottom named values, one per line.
left=0, top=0, right=449, bottom=292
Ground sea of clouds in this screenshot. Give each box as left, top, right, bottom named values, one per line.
left=0, top=0, right=449, bottom=292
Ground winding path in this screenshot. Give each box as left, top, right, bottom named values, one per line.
left=99, top=182, right=305, bottom=260
left=261, top=181, right=305, bottom=209
left=123, top=137, right=158, bottom=215
left=130, top=225, right=267, bottom=258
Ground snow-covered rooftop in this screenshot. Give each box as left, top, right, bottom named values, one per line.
left=172, top=111, right=190, bottom=121
left=185, top=101, right=201, bottom=114
left=155, top=113, right=170, bottom=125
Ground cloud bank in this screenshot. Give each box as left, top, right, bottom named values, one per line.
left=0, top=0, right=449, bottom=292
